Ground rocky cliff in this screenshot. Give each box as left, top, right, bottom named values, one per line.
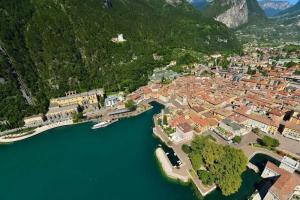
left=216, top=0, right=249, bottom=28
left=202, top=0, right=266, bottom=28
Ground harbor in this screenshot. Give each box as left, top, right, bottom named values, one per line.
left=0, top=102, right=295, bottom=200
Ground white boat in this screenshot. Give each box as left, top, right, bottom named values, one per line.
left=92, top=119, right=118, bottom=129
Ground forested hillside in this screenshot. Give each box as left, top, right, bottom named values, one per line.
left=0, top=0, right=240, bottom=129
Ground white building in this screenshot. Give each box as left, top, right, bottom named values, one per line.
left=279, top=156, right=300, bottom=174
left=105, top=96, right=120, bottom=108
left=171, top=123, right=194, bottom=144
left=244, top=114, right=279, bottom=135
left=111, top=34, right=126, bottom=43
left=219, top=118, right=249, bottom=136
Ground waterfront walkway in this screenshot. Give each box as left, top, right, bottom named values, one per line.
left=0, top=120, right=73, bottom=143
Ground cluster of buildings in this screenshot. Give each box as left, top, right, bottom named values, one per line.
left=23, top=89, right=104, bottom=127
left=129, top=68, right=300, bottom=143
left=149, top=68, right=180, bottom=83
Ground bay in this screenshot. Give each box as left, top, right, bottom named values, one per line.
left=0, top=103, right=263, bottom=200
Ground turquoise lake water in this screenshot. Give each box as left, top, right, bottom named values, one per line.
left=0, top=102, right=263, bottom=200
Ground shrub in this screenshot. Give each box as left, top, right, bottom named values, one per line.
left=261, top=135, right=280, bottom=148
left=182, top=144, right=192, bottom=154
left=232, top=136, right=242, bottom=144
left=197, top=170, right=215, bottom=186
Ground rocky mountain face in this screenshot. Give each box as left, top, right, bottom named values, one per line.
left=216, top=0, right=249, bottom=28
left=259, top=0, right=292, bottom=16
left=202, top=0, right=266, bottom=28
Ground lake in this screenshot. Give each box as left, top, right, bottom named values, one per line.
left=0, top=102, right=271, bottom=200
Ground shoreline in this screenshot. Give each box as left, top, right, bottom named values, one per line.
left=155, top=147, right=190, bottom=183
left=0, top=102, right=153, bottom=144
left=0, top=120, right=73, bottom=143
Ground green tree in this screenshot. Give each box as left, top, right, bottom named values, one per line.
left=190, top=152, right=203, bottom=170
left=232, top=136, right=242, bottom=144
left=252, top=128, right=260, bottom=134
left=198, top=170, right=215, bottom=185
left=72, top=112, right=83, bottom=123
left=187, top=136, right=247, bottom=196
left=182, top=144, right=192, bottom=154
left=163, top=115, right=168, bottom=125
left=247, top=66, right=256, bottom=75
left=218, top=174, right=242, bottom=196
left=261, top=135, right=280, bottom=148
left=125, top=100, right=137, bottom=111
left=284, top=62, right=296, bottom=68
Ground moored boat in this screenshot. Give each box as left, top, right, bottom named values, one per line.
left=91, top=119, right=118, bottom=129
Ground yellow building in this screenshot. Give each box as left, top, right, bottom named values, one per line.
left=245, top=114, right=279, bottom=135
left=24, top=114, right=45, bottom=127
left=283, top=122, right=300, bottom=142
left=50, top=89, right=104, bottom=108
left=46, top=105, right=78, bottom=122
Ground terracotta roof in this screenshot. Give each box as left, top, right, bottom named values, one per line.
left=177, top=123, right=193, bottom=133
left=228, top=113, right=248, bottom=123
left=285, top=121, right=300, bottom=133
left=265, top=162, right=300, bottom=200
left=269, top=108, right=285, bottom=117
left=170, top=115, right=187, bottom=128
left=190, top=114, right=209, bottom=127
left=248, top=114, right=279, bottom=127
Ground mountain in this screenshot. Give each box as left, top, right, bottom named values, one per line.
left=259, top=0, right=292, bottom=16
left=202, top=0, right=267, bottom=28
left=274, top=0, right=300, bottom=25
left=277, top=0, right=300, bottom=15
left=0, top=0, right=240, bottom=129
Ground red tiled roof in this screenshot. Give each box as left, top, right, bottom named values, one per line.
left=178, top=123, right=193, bottom=133
left=190, top=114, right=209, bottom=127
left=265, top=162, right=300, bottom=200
left=285, top=121, right=300, bottom=133
left=170, top=115, right=187, bottom=128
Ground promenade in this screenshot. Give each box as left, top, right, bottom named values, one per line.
left=0, top=120, right=73, bottom=143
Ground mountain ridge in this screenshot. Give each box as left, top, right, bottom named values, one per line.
left=201, top=0, right=266, bottom=28
left=259, top=0, right=292, bottom=16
